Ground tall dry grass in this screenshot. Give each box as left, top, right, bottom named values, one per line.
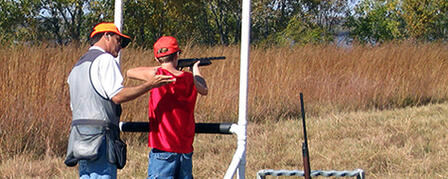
left=1, top=102, right=447, bottom=178
left=0, top=44, right=81, bottom=160
left=123, top=42, right=448, bottom=123
left=1, top=41, right=447, bottom=177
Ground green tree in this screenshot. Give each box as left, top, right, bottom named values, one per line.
left=0, top=0, right=41, bottom=44
left=124, top=0, right=215, bottom=47
left=345, top=0, right=406, bottom=43
left=37, top=0, right=97, bottom=45
left=204, top=0, right=241, bottom=45
left=276, top=15, right=332, bottom=45
left=401, top=0, right=448, bottom=41
left=346, top=0, right=447, bottom=43
left=251, top=0, right=302, bottom=45
left=252, top=0, right=351, bottom=46
left=0, top=0, right=114, bottom=45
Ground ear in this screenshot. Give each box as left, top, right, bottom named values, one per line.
left=104, top=33, right=110, bottom=41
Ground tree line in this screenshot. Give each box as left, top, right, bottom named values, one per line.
left=1, top=0, right=447, bottom=48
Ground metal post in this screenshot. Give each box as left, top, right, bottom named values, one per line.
left=114, top=0, right=122, bottom=62
left=224, top=0, right=251, bottom=178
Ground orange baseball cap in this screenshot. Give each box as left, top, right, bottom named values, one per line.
left=153, top=36, right=181, bottom=58
left=90, top=22, right=131, bottom=48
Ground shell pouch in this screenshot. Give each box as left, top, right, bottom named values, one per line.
left=106, top=131, right=127, bottom=169
left=65, top=125, right=105, bottom=167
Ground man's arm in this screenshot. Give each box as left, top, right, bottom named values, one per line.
left=112, top=70, right=175, bottom=104
left=192, top=61, right=208, bottom=95
left=126, top=66, right=160, bottom=81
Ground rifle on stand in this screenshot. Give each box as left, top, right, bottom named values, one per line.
left=300, top=93, right=311, bottom=179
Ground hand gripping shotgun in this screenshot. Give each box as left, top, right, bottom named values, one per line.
left=176, top=56, right=226, bottom=70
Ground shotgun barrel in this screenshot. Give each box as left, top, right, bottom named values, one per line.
left=177, top=56, right=226, bottom=69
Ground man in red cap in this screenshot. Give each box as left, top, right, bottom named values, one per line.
left=127, top=36, right=208, bottom=178
left=65, top=23, right=175, bottom=178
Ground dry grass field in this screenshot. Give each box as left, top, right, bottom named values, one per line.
left=0, top=41, right=447, bottom=178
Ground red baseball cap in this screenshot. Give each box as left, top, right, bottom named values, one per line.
left=153, top=36, right=181, bottom=58
left=90, top=22, right=131, bottom=48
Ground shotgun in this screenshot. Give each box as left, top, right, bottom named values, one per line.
left=300, top=93, right=312, bottom=179
left=177, top=56, right=226, bottom=69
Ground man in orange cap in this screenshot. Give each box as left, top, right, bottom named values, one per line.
left=65, top=23, right=175, bottom=178
left=128, top=36, right=208, bottom=179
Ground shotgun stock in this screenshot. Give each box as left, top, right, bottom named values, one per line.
left=302, top=142, right=311, bottom=179
left=176, top=56, right=226, bottom=69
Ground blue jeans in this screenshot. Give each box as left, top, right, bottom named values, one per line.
left=147, top=148, right=193, bottom=179
left=79, top=137, right=117, bottom=179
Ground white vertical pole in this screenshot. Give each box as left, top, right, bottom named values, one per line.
left=114, top=0, right=123, bottom=62
left=224, top=0, right=251, bottom=178
left=237, top=0, right=251, bottom=178
left=114, top=0, right=122, bottom=31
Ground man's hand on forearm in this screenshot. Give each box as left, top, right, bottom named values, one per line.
left=147, top=74, right=176, bottom=89
left=112, top=73, right=175, bottom=104
left=128, top=65, right=175, bottom=89
left=127, top=66, right=160, bottom=81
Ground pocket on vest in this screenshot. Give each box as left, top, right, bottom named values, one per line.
left=66, top=125, right=105, bottom=165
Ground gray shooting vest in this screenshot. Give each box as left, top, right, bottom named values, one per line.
left=65, top=49, right=122, bottom=166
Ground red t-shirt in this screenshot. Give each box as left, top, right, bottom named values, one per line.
left=148, top=68, right=197, bottom=153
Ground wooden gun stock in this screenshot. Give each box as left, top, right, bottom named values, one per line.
left=302, top=142, right=311, bottom=179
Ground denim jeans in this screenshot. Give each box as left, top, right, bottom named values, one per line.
left=147, top=148, right=193, bottom=179
left=79, top=137, right=117, bottom=179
